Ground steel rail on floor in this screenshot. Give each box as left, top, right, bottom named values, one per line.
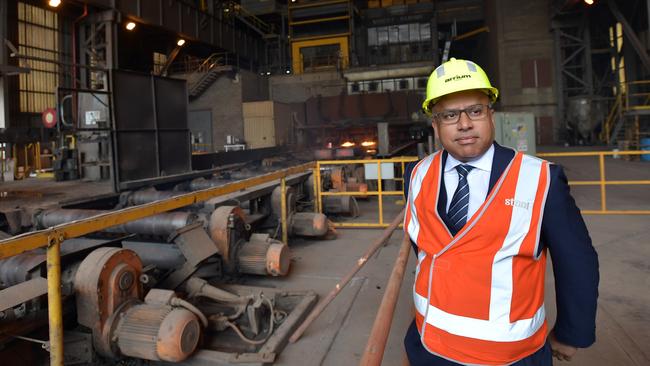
left=289, top=209, right=405, bottom=344
left=0, top=162, right=315, bottom=366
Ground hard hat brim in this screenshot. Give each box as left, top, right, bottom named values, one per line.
left=422, top=86, right=499, bottom=116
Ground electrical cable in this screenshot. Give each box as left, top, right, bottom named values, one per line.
left=224, top=295, right=276, bottom=345
left=171, top=298, right=209, bottom=328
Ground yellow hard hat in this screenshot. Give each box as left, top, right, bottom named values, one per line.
left=422, top=58, right=499, bottom=116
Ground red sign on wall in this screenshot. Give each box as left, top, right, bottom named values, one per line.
left=42, top=108, right=57, bottom=128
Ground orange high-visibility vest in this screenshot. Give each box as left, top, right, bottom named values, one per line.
left=404, top=151, right=551, bottom=365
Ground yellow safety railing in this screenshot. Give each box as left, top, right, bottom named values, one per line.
left=537, top=150, right=650, bottom=214
left=0, top=162, right=315, bottom=366
left=315, top=157, right=418, bottom=228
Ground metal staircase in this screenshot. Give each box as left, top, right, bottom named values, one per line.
left=187, top=54, right=233, bottom=100
left=601, top=80, right=650, bottom=146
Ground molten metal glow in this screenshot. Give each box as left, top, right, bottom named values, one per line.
left=341, top=141, right=355, bottom=147
left=361, top=141, right=376, bottom=147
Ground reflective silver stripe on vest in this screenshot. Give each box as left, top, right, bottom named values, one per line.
left=406, top=153, right=436, bottom=244
left=489, top=155, right=544, bottom=322
left=414, top=292, right=546, bottom=342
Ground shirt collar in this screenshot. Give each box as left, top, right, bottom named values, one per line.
left=444, top=144, right=494, bottom=173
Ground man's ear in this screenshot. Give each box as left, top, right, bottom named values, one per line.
left=432, top=120, right=439, bottom=140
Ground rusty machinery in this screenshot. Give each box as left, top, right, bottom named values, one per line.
left=0, top=243, right=316, bottom=364
left=0, top=169, right=327, bottom=364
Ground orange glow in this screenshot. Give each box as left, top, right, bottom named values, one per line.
left=48, top=0, right=61, bottom=7
left=361, top=141, right=376, bottom=147
left=125, top=22, right=136, bottom=31
left=584, top=0, right=594, bottom=4
left=341, top=141, right=355, bottom=147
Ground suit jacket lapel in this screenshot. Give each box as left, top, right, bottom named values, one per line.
left=438, top=151, right=449, bottom=222
left=489, top=142, right=516, bottom=192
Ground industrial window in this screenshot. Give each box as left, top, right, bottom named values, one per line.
left=153, top=52, right=168, bottom=75
left=17, top=2, right=60, bottom=113
left=521, top=58, right=551, bottom=88
left=367, top=23, right=430, bottom=46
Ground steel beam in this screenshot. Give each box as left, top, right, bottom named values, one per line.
left=608, top=0, right=650, bottom=73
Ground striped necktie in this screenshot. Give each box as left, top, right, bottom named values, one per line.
left=446, top=164, right=474, bottom=235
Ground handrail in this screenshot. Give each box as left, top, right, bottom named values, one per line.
left=600, top=79, right=650, bottom=144
left=316, top=157, right=418, bottom=228
left=537, top=150, right=650, bottom=214
left=360, top=233, right=411, bottom=365
left=187, top=53, right=224, bottom=88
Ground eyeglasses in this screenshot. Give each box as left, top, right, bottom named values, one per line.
left=433, top=104, right=492, bottom=125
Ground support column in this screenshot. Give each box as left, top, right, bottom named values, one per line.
left=0, top=0, right=8, bottom=129
left=377, top=122, right=389, bottom=156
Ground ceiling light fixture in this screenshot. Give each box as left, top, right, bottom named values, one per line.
left=48, top=0, right=61, bottom=7
left=125, top=22, right=136, bottom=31
left=177, top=39, right=186, bottom=46
left=584, top=0, right=594, bottom=4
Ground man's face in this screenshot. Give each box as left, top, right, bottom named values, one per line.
left=432, top=90, right=495, bottom=162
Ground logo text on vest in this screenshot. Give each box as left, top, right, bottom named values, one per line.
left=504, top=198, right=530, bottom=210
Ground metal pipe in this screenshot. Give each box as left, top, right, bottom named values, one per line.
left=188, top=177, right=230, bottom=191
left=289, top=209, right=405, bottom=343
left=312, top=168, right=319, bottom=213
left=316, top=165, right=323, bottom=213
left=359, top=234, right=411, bottom=365
left=37, top=209, right=197, bottom=237
left=599, top=154, right=607, bottom=211
left=126, top=190, right=179, bottom=205
left=377, top=161, right=383, bottom=225
left=184, top=277, right=247, bottom=304
left=122, top=241, right=185, bottom=269
left=281, top=177, right=288, bottom=244
left=46, top=236, right=64, bottom=366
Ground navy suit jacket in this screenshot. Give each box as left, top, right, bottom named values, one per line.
left=403, top=143, right=599, bottom=365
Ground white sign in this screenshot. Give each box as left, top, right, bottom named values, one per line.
left=0, top=82, right=5, bottom=129
left=364, top=162, right=395, bottom=179
left=85, top=110, right=101, bottom=125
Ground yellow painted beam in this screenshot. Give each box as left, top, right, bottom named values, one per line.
left=46, top=236, right=64, bottom=366
left=290, top=15, right=350, bottom=26
left=288, top=0, right=349, bottom=10
left=569, top=180, right=650, bottom=186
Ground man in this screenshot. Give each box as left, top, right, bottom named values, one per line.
left=403, top=58, right=599, bottom=366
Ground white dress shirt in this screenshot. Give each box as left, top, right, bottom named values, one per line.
left=443, top=145, right=494, bottom=219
